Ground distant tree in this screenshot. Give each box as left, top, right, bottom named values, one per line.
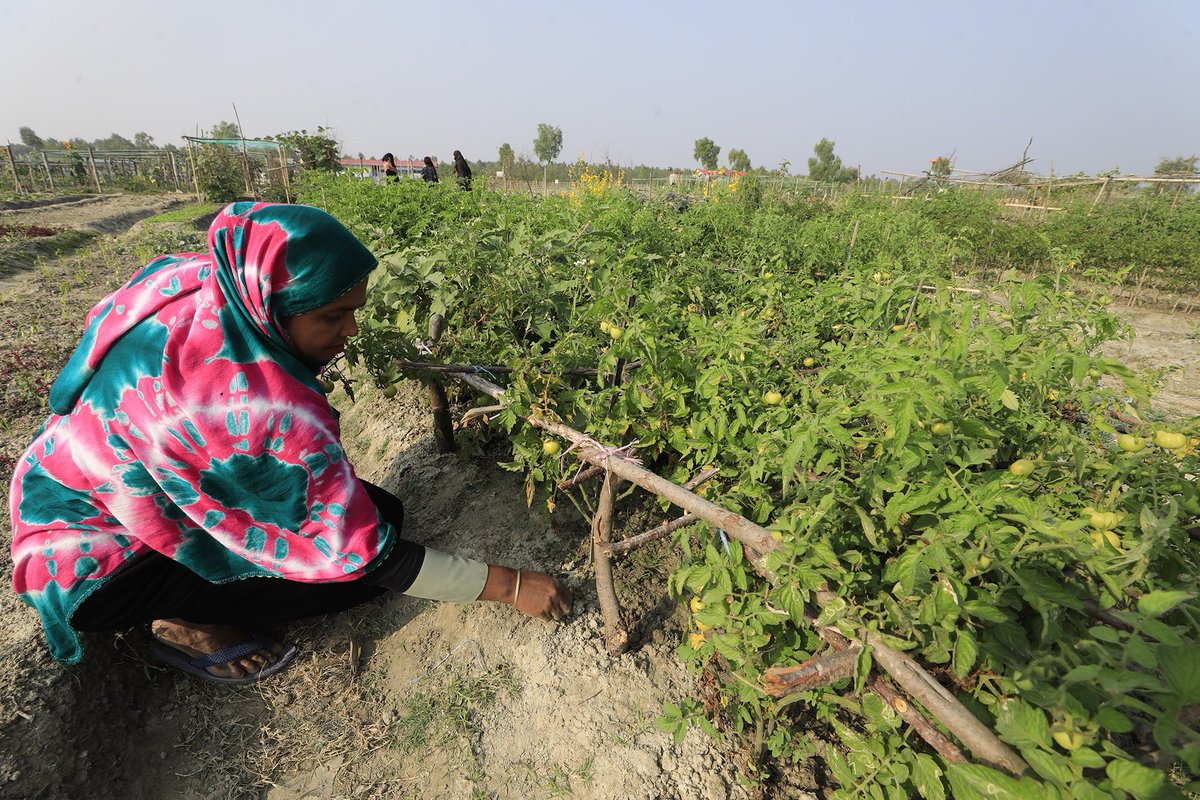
left=498, top=142, right=515, bottom=174
left=19, top=127, right=43, bottom=150
left=534, top=124, right=563, bottom=184
left=133, top=132, right=156, bottom=149
left=693, top=137, right=720, bottom=170
left=1154, top=155, right=1197, bottom=177
left=807, top=138, right=859, bottom=183
left=728, top=148, right=751, bottom=172
left=210, top=120, right=240, bottom=139
left=93, top=133, right=136, bottom=150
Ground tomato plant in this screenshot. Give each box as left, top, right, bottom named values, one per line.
left=302, top=173, right=1200, bottom=798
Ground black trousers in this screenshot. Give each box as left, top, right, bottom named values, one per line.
left=72, top=482, right=425, bottom=632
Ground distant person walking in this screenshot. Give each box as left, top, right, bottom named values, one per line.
left=381, top=153, right=399, bottom=184
left=420, top=156, right=439, bottom=183
left=452, top=150, right=473, bottom=190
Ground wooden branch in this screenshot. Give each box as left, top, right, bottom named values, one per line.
left=919, top=284, right=983, bottom=295
left=445, top=367, right=1028, bottom=776
left=459, top=404, right=502, bottom=427
left=805, top=615, right=968, bottom=764
left=593, top=464, right=627, bottom=655
left=558, top=464, right=604, bottom=490
left=1003, top=202, right=1063, bottom=212
left=451, top=369, right=778, bottom=563
left=763, top=649, right=858, bottom=695
left=424, top=315, right=457, bottom=454
left=868, top=675, right=968, bottom=764
left=815, top=591, right=1027, bottom=775
left=395, top=359, right=642, bottom=378
left=607, top=513, right=699, bottom=556
left=684, top=466, right=721, bottom=491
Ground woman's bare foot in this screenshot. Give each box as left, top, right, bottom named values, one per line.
left=151, top=619, right=284, bottom=679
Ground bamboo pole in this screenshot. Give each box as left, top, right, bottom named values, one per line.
left=232, top=103, right=254, bottom=198
left=40, top=152, right=54, bottom=190
left=1089, top=177, right=1110, bottom=216
left=169, top=151, right=181, bottom=192
left=844, top=219, right=860, bottom=267
left=87, top=148, right=102, bottom=192
left=186, top=140, right=202, bottom=202
left=278, top=144, right=292, bottom=203
left=6, top=145, right=26, bottom=193
left=443, top=366, right=1029, bottom=775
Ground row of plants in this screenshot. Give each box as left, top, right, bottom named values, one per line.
left=303, top=174, right=1199, bottom=799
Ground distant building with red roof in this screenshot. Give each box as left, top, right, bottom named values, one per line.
left=338, top=157, right=437, bottom=181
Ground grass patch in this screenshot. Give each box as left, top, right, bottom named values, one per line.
left=0, top=229, right=97, bottom=278
left=399, top=661, right=519, bottom=751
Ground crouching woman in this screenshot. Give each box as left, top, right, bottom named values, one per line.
left=8, top=202, right=570, bottom=684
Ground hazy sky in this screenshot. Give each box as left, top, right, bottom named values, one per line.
left=2, top=0, right=1197, bottom=176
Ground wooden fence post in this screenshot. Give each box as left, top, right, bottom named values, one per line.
left=168, top=152, right=181, bottom=192
left=185, top=140, right=202, bottom=202
left=86, top=148, right=102, bottom=193
left=278, top=144, right=292, bottom=203
left=5, top=145, right=26, bottom=193
left=41, top=152, right=55, bottom=190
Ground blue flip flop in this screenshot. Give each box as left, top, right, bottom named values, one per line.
left=150, top=634, right=299, bottom=685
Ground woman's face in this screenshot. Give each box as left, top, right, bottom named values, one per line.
left=283, top=279, right=368, bottom=365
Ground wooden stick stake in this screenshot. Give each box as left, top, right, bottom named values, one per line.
left=593, top=470, right=628, bottom=655
left=87, top=148, right=102, bottom=193
left=186, top=140, right=202, bottom=202
left=5, top=145, right=25, bottom=193
left=424, top=314, right=457, bottom=454
left=40, top=152, right=54, bottom=191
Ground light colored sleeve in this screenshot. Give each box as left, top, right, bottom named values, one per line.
left=403, top=547, right=489, bottom=603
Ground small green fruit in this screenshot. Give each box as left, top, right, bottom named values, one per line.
left=1117, top=434, right=1144, bottom=452
left=1154, top=430, right=1187, bottom=450
left=1008, top=459, right=1035, bottom=477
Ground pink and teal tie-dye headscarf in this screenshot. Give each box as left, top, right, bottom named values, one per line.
left=10, top=202, right=397, bottom=663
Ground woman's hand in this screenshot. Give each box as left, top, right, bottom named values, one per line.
left=478, top=565, right=572, bottom=621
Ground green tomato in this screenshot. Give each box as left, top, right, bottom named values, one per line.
left=802, top=357, right=815, bottom=368
left=1154, top=430, right=1187, bottom=450
left=1008, top=459, right=1035, bottom=477
left=382, top=384, right=398, bottom=399
left=930, top=421, right=953, bottom=437
left=763, top=390, right=783, bottom=406
left=1088, top=511, right=1122, bottom=529
left=1117, top=434, right=1144, bottom=452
